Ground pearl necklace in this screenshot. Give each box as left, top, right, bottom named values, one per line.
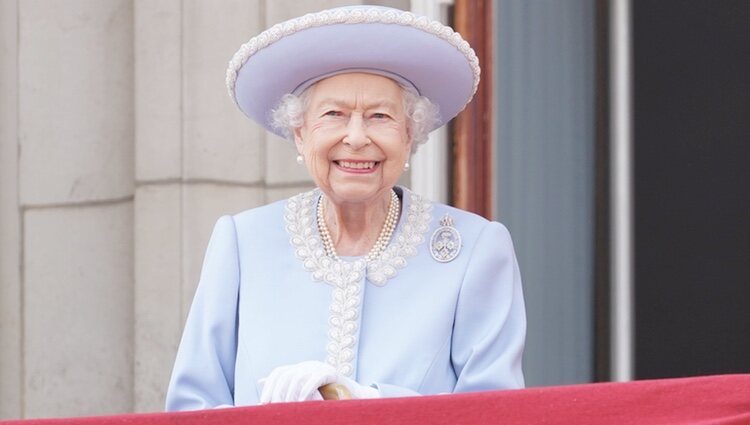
left=317, top=190, right=400, bottom=262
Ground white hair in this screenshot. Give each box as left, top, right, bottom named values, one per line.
left=270, top=84, right=440, bottom=154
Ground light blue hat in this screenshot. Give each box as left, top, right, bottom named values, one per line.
left=226, top=5, right=480, bottom=138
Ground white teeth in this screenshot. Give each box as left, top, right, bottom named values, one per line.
left=339, top=161, right=375, bottom=169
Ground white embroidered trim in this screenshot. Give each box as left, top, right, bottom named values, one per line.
left=284, top=188, right=432, bottom=376
left=226, top=7, right=480, bottom=108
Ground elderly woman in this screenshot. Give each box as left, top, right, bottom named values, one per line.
left=166, top=5, right=525, bottom=410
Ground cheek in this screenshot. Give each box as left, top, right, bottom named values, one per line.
left=301, top=140, right=334, bottom=186
left=306, top=140, right=333, bottom=163
left=381, top=136, right=411, bottom=177
left=304, top=147, right=325, bottom=171
left=299, top=126, right=330, bottom=160
left=389, top=131, right=411, bottom=160
left=369, top=125, right=409, bottom=153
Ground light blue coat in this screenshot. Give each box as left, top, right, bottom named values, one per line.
left=166, top=187, right=526, bottom=410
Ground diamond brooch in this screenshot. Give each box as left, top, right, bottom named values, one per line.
left=430, top=214, right=461, bottom=263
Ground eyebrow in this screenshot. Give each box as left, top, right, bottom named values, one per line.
left=313, top=98, right=400, bottom=111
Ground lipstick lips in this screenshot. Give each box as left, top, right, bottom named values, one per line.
left=333, top=159, right=381, bottom=174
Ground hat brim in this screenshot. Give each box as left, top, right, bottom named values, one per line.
left=230, top=10, right=478, bottom=138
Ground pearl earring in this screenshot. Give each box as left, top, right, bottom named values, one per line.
left=296, top=154, right=304, bottom=165
left=403, top=161, right=410, bottom=171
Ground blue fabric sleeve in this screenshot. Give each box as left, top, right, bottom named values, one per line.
left=371, top=383, right=421, bottom=398
left=165, top=216, right=240, bottom=411
left=451, top=221, right=526, bottom=390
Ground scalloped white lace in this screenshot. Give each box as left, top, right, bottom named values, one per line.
left=284, top=188, right=432, bottom=376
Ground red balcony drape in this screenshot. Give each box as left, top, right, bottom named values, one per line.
left=4, top=374, right=750, bottom=425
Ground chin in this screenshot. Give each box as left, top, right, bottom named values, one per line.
left=325, top=182, right=391, bottom=204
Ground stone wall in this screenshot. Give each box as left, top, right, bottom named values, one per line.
left=0, top=0, right=408, bottom=419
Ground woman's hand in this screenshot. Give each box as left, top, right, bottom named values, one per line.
left=259, top=360, right=378, bottom=403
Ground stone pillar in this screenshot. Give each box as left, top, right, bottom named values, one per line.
left=17, top=0, right=135, bottom=418
left=132, top=0, right=182, bottom=413
left=133, top=0, right=265, bottom=413
left=179, top=0, right=266, bottom=315
left=0, top=0, right=22, bottom=419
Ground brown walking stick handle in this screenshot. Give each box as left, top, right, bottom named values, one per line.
left=319, top=383, right=352, bottom=400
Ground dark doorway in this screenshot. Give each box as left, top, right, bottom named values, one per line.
left=633, top=0, right=750, bottom=378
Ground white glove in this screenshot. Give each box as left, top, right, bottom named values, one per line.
left=259, top=360, right=379, bottom=403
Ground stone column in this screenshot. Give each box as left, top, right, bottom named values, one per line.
left=133, top=0, right=265, bottom=413
left=133, top=0, right=183, bottom=413
left=0, top=0, right=22, bottom=419
left=17, top=0, right=134, bottom=418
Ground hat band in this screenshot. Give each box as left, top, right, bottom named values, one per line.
left=292, top=68, right=420, bottom=96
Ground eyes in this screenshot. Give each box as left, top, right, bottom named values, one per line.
left=322, top=110, right=392, bottom=120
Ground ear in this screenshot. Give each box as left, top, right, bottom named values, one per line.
left=404, top=131, right=414, bottom=155
left=293, top=126, right=304, bottom=153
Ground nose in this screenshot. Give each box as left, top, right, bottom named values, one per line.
left=343, top=114, right=370, bottom=150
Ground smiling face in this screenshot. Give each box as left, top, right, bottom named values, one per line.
left=294, top=73, right=411, bottom=205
